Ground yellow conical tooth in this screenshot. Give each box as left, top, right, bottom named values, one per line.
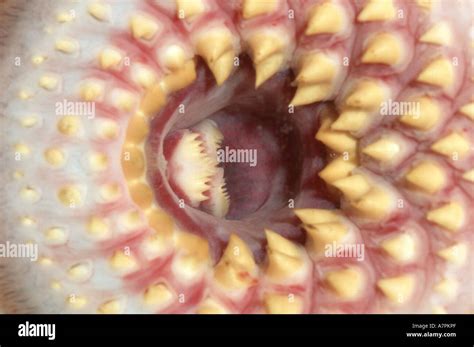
left=431, top=132, right=470, bottom=158
left=462, top=169, right=474, bottom=182
left=143, top=283, right=174, bottom=309
left=432, top=306, right=447, bottom=314
left=197, top=298, right=228, bottom=314
left=361, top=33, right=402, bottom=66
left=306, top=2, right=345, bottom=35
left=434, top=278, right=458, bottom=300
left=416, top=58, right=454, bottom=89
left=172, top=232, right=210, bottom=281
left=426, top=202, right=465, bottom=232
left=344, top=80, right=386, bottom=111
left=99, top=48, right=123, bottom=70
left=55, top=38, right=79, bottom=54
left=332, top=174, right=372, bottom=200
left=121, top=145, right=145, bottom=180
left=459, top=102, right=474, bottom=121
left=263, top=293, right=303, bottom=314
left=88, top=3, right=111, bottom=22
left=294, top=208, right=340, bottom=226
left=437, top=243, right=468, bottom=266
left=405, top=161, right=446, bottom=194
left=351, top=187, right=393, bottom=219
left=176, top=0, right=205, bottom=18
left=109, top=250, right=139, bottom=274
left=319, top=156, right=357, bottom=183
left=399, top=96, right=441, bottom=131
left=66, top=295, right=88, bottom=310
left=44, top=147, right=66, bottom=167
left=316, top=117, right=358, bottom=154
left=255, top=53, right=284, bottom=88
left=242, top=0, right=278, bottom=19
left=98, top=299, right=125, bottom=314
left=380, top=233, right=416, bottom=263
left=139, top=83, right=167, bottom=117
left=208, top=50, right=235, bottom=86
left=39, top=74, right=60, bottom=91
left=305, top=222, right=348, bottom=255
left=416, top=0, right=433, bottom=10
left=331, top=110, right=370, bottom=132
left=377, top=275, right=415, bottom=304
left=214, top=234, right=257, bottom=289
left=161, top=60, right=197, bottom=93
left=67, top=262, right=92, bottom=282
left=325, top=267, right=364, bottom=300
left=357, top=0, right=396, bottom=22
left=196, top=29, right=234, bottom=85
left=130, top=14, right=159, bottom=41
left=162, top=45, right=187, bottom=71
left=265, top=229, right=305, bottom=280
left=420, top=22, right=452, bottom=46
left=290, top=83, right=332, bottom=106
left=295, top=53, right=336, bottom=84
left=249, top=33, right=284, bottom=65
left=362, top=137, right=401, bottom=162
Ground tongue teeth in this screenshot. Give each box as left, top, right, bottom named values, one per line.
left=357, top=0, right=396, bottom=22
left=213, top=234, right=258, bottom=290
left=263, top=293, right=303, bottom=314
left=167, top=120, right=229, bottom=216
left=168, top=131, right=216, bottom=205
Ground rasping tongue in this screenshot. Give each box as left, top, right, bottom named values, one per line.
left=164, top=119, right=230, bottom=218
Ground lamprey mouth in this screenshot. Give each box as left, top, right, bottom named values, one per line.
left=0, top=0, right=473, bottom=314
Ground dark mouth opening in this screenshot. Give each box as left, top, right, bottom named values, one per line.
left=147, top=56, right=338, bottom=259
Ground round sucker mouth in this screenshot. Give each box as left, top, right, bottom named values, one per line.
left=0, top=0, right=473, bottom=315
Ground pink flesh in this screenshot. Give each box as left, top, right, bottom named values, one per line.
left=0, top=0, right=472, bottom=314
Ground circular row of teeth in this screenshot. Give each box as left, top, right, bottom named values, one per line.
left=2, top=0, right=472, bottom=313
